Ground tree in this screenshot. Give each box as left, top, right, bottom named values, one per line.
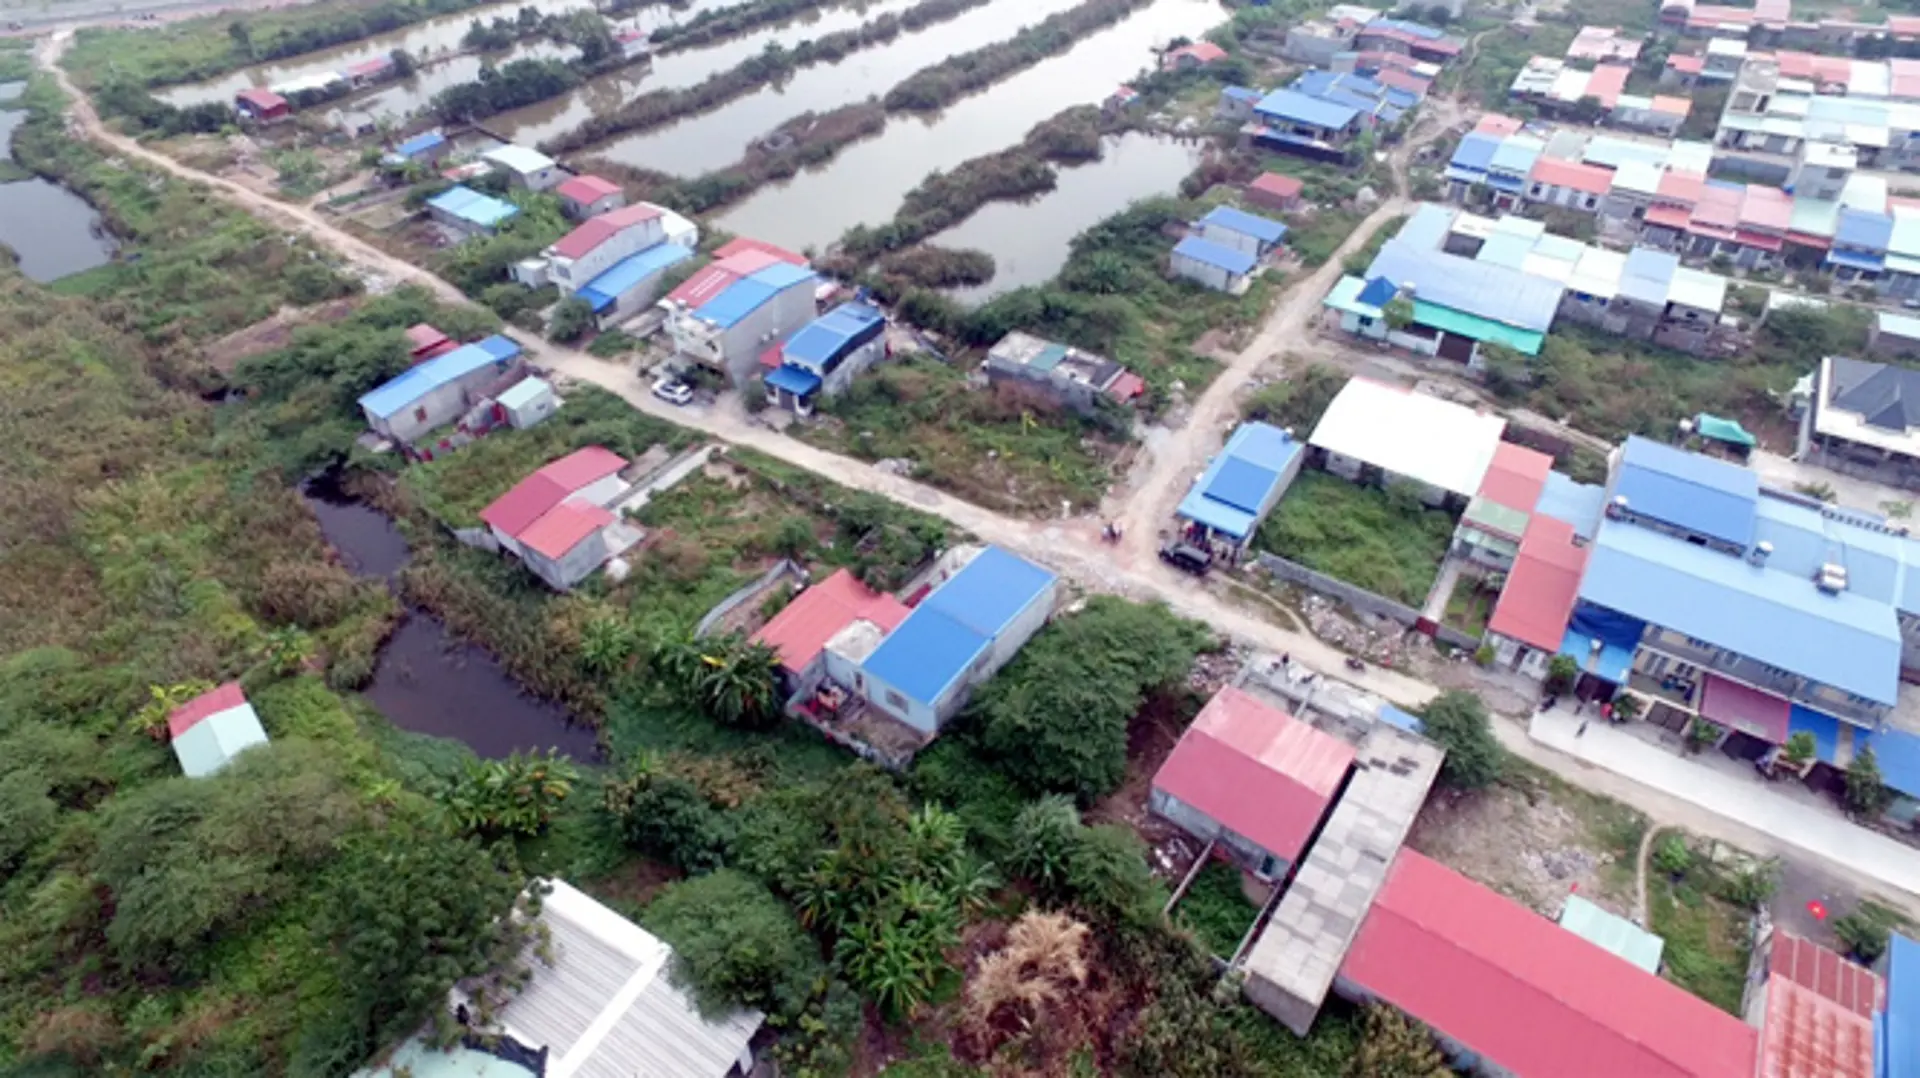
left=439, top=749, right=578, bottom=839
left=1545, top=654, right=1579, bottom=695
left=1847, top=745, right=1893, bottom=817
left=0, top=769, right=57, bottom=871
left=1240, top=362, right=1347, bottom=432
left=653, top=631, right=782, bottom=730
left=1784, top=731, right=1817, bottom=767
left=316, top=808, right=529, bottom=1054
left=548, top=296, right=596, bottom=343
left=1416, top=690, right=1505, bottom=791
left=228, top=19, right=254, bottom=57
left=644, top=870, right=823, bottom=1019
left=1608, top=692, right=1641, bottom=723
left=972, top=598, right=1212, bottom=800
left=1834, top=906, right=1894, bottom=963
left=1010, top=796, right=1161, bottom=926
left=1350, top=1003, right=1450, bottom=1078
left=602, top=753, right=734, bottom=871
left=1382, top=295, right=1415, bottom=331
left=1883, top=499, right=1914, bottom=520
left=389, top=48, right=418, bottom=78
left=579, top=614, right=637, bottom=674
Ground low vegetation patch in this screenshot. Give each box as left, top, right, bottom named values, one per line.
left=1256, top=471, right=1456, bottom=607
left=1644, top=831, right=1757, bottom=1014
left=1174, top=860, right=1259, bottom=957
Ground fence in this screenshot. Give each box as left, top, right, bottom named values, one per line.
left=694, top=559, right=803, bottom=638
left=1251, top=552, right=1480, bottom=651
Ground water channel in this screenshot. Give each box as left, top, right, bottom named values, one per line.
left=0, top=93, right=118, bottom=283
left=932, top=132, right=1201, bottom=303
left=490, top=0, right=915, bottom=147
left=711, top=0, right=1220, bottom=252
left=303, top=479, right=601, bottom=762
left=589, top=0, right=1089, bottom=175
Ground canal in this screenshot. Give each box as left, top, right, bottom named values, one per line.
left=587, top=0, right=1086, bottom=175
left=491, top=0, right=916, bottom=147
left=303, top=479, right=601, bottom=762
left=932, top=133, right=1201, bottom=303
left=0, top=92, right=118, bottom=283
left=711, top=0, right=1222, bottom=252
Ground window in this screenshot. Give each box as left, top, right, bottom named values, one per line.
left=885, top=689, right=907, bottom=709
left=414, top=406, right=428, bottom=422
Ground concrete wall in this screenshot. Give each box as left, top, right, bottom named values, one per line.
left=365, top=361, right=508, bottom=443
left=714, top=284, right=819, bottom=384
left=1171, top=251, right=1238, bottom=292
left=504, top=385, right=559, bottom=429
left=821, top=336, right=887, bottom=398
left=523, top=528, right=612, bottom=591
left=1254, top=551, right=1481, bottom=650
left=1196, top=222, right=1268, bottom=258
left=508, top=164, right=563, bottom=191
left=1150, top=789, right=1280, bottom=876
left=550, top=221, right=668, bottom=293
left=1490, top=631, right=1553, bottom=678
left=563, top=191, right=625, bottom=219
left=860, top=664, right=940, bottom=734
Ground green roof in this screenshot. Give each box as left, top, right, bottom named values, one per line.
left=1411, top=300, right=1546, bottom=356
left=1692, top=413, right=1757, bottom=448
left=1463, top=497, right=1529, bottom=545
left=1557, top=895, right=1664, bottom=974
left=1325, top=275, right=1384, bottom=318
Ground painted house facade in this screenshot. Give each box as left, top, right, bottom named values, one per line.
left=765, top=301, right=887, bottom=414
left=554, top=173, right=625, bottom=219
left=478, top=446, right=640, bottom=591
left=357, top=335, right=521, bottom=444
left=481, top=145, right=562, bottom=191
left=662, top=243, right=819, bottom=384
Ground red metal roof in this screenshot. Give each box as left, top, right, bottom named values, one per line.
left=550, top=203, right=664, bottom=260
left=405, top=323, right=450, bottom=355
left=1104, top=371, right=1146, bottom=402
left=1167, top=41, right=1227, bottom=64
left=1477, top=441, right=1554, bottom=514
left=712, top=237, right=806, bottom=266
left=1651, top=95, right=1693, bottom=117
left=1531, top=158, right=1615, bottom=197
left=479, top=447, right=627, bottom=539
left=1739, top=185, right=1793, bottom=233
left=1585, top=65, right=1628, bottom=108
left=343, top=56, right=392, bottom=78
left=1769, top=932, right=1885, bottom=1018
left=1150, top=687, right=1354, bottom=864
left=1249, top=172, right=1305, bottom=200
left=1645, top=204, right=1695, bottom=230
left=714, top=248, right=787, bottom=276
left=1343, top=850, right=1760, bottom=1078
left=1488, top=515, right=1588, bottom=653
left=518, top=502, right=615, bottom=561
left=555, top=174, right=622, bottom=205
left=168, top=682, right=248, bottom=739
left=1667, top=53, right=1705, bottom=75
left=667, top=265, right=740, bottom=307
left=1698, top=673, right=1791, bottom=743
left=1759, top=978, right=1875, bottom=1078
left=235, top=87, right=287, bottom=111
left=1377, top=68, right=1433, bottom=95
left=1475, top=113, right=1525, bottom=136
left=751, top=568, right=911, bottom=673
left=1656, top=169, right=1706, bottom=205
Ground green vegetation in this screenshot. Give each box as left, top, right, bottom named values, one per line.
left=1256, top=471, right=1456, bottom=606
left=434, top=56, right=584, bottom=121
left=885, top=0, right=1152, bottom=110
left=1443, top=581, right=1496, bottom=638
left=544, top=0, right=993, bottom=155
left=1833, top=901, right=1909, bottom=964
left=970, top=597, right=1213, bottom=800
left=877, top=245, right=997, bottom=289
left=1417, top=690, right=1507, bottom=791
left=1342, top=213, right=1408, bottom=275
left=1644, top=831, right=1755, bottom=1014
left=1241, top=362, right=1346, bottom=430
left=1174, top=860, right=1257, bottom=957
left=642, top=869, right=823, bottom=1017
left=1009, top=796, right=1166, bottom=925
left=1848, top=744, right=1894, bottom=817
left=63, top=0, right=496, bottom=88
left=651, top=0, right=843, bottom=51
left=797, top=356, right=1126, bottom=514
left=1349, top=1004, right=1452, bottom=1078
left=0, top=39, right=34, bottom=82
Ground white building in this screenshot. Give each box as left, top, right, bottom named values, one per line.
left=1307, top=376, right=1508, bottom=508
left=662, top=247, right=819, bottom=385
left=765, top=301, right=888, bottom=414
left=479, top=447, right=643, bottom=591
left=495, top=376, right=558, bottom=430
left=544, top=203, right=680, bottom=294
left=356, top=335, right=521, bottom=445
left=481, top=144, right=562, bottom=191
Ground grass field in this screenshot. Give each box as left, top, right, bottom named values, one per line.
left=1175, top=860, right=1260, bottom=958
left=1256, top=470, right=1457, bottom=607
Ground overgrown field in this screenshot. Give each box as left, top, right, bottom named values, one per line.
left=1257, top=471, right=1457, bottom=607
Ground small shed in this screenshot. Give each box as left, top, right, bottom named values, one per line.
left=386, top=130, right=449, bottom=167
left=406, top=323, right=456, bottom=362
left=1689, top=412, right=1757, bottom=459
left=1872, top=310, right=1920, bottom=359
left=481, top=144, right=562, bottom=191
left=496, top=376, right=558, bottom=429
left=168, top=683, right=270, bottom=778
left=1171, top=235, right=1258, bottom=294
left=234, top=87, right=289, bottom=123
left=1246, top=171, right=1306, bottom=213
left=1557, top=895, right=1664, bottom=974
left=555, top=174, right=625, bottom=219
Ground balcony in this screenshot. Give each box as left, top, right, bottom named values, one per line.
left=1639, top=634, right=1887, bottom=726
left=1628, top=670, right=1699, bottom=710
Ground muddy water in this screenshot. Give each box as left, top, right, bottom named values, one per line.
left=303, top=480, right=600, bottom=761
left=590, top=0, right=1087, bottom=176
left=490, top=0, right=914, bottom=147
left=712, top=0, right=1221, bottom=252
left=932, top=133, right=1201, bottom=303
left=0, top=104, right=118, bottom=283
left=156, top=0, right=619, bottom=107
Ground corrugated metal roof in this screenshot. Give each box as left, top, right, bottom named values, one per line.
left=1177, top=421, right=1302, bottom=539
left=1886, top=932, right=1920, bottom=1076
left=1699, top=672, right=1792, bottom=742
left=1768, top=931, right=1884, bottom=1017
left=1758, top=977, right=1875, bottom=1078
left=479, top=447, right=627, bottom=538
left=1535, top=470, right=1606, bottom=539
left=168, top=681, right=248, bottom=738
left=1309, top=378, right=1507, bottom=498
left=555, top=174, right=621, bottom=204
left=752, top=568, right=910, bottom=673
left=427, top=186, right=519, bottom=230
left=1201, top=205, right=1288, bottom=244
left=1151, top=686, right=1355, bottom=863
left=1253, top=88, right=1361, bottom=130
left=482, top=144, right=555, bottom=175
left=1342, top=850, right=1759, bottom=1078
left=1478, top=442, right=1553, bottom=513
left=1409, top=301, right=1546, bottom=355
left=577, top=243, right=692, bottom=312
left=782, top=301, right=885, bottom=369
left=551, top=203, right=665, bottom=260
left=1174, top=235, right=1258, bottom=275
left=358, top=337, right=518, bottom=419
left=394, top=130, right=446, bottom=157
left=859, top=547, right=1054, bottom=706
left=1614, top=436, right=1759, bottom=547
left=1489, top=516, right=1589, bottom=652
left=1367, top=237, right=1563, bottom=332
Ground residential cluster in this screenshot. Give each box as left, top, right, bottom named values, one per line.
left=1508, top=27, right=1692, bottom=136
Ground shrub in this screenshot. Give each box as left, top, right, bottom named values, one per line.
left=644, top=869, right=823, bottom=1019
left=1010, top=796, right=1162, bottom=926
left=1416, top=690, right=1505, bottom=791
left=1834, top=908, right=1894, bottom=964
left=1847, top=745, right=1893, bottom=817
left=1651, top=833, right=1692, bottom=877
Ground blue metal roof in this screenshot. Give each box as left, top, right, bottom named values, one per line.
left=1861, top=726, right=1920, bottom=799
left=1751, top=496, right=1905, bottom=606
left=695, top=263, right=818, bottom=328
left=859, top=546, right=1055, bottom=706
left=427, top=185, right=518, bottom=229
left=1377, top=704, right=1425, bottom=733
left=1837, top=207, right=1895, bottom=252
left=1176, top=421, right=1301, bottom=540
left=1223, top=85, right=1264, bottom=102
left=474, top=334, right=521, bottom=360
left=1253, top=88, right=1360, bottom=131
left=1534, top=471, right=1606, bottom=540
left=1174, top=235, right=1258, bottom=276
left=1356, top=275, right=1398, bottom=307
left=395, top=130, right=445, bottom=157
left=1201, top=205, right=1288, bottom=245
left=357, top=336, right=518, bottom=419
left=1619, top=247, right=1679, bottom=306
left=1614, top=436, right=1759, bottom=547
left=1828, top=248, right=1888, bottom=272
left=860, top=608, right=989, bottom=707
left=1366, top=238, right=1563, bottom=332
left=751, top=261, right=816, bottom=289
left=765, top=364, right=823, bottom=396
left=1578, top=515, right=1902, bottom=705
left=1558, top=625, right=1634, bottom=684
left=576, top=243, right=693, bottom=313
left=782, top=301, right=884, bottom=371
left=1885, top=932, right=1920, bottom=1078
left=1488, top=137, right=1544, bottom=177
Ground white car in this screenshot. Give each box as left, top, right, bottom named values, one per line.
left=651, top=377, right=693, bottom=406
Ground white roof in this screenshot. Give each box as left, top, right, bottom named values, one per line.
left=483, top=144, right=557, bottom=175
left=496, top=376, right=553, bottom=410
left=1803, top=140, right=1859, bottom=170
left=1569, top=246, right=1627, bottom=300
left=269, top=71, right=346, bottom=95
left=1667, top=266, right=1726, bottom=312
left=1707, top=37, right=1748, bottom=57
left=1308, top=378, right=1508, bottom=497
left=473, top=880, right=762, bottom=1078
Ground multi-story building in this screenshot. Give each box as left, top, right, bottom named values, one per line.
left=661, top=241, right=818, bottom=385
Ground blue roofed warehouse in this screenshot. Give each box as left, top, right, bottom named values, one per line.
left=357, top=334, right=521, bottom=444
left=1176, top=421, right=1304, bottom=558
left=1197, top=206, right=1289, bottom=261
left=767, top=301, right=886, bottom=413
left=856, top=546, right=1059, bottom=737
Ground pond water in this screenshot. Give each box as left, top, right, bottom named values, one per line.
left=712, top=0, right=1221, bottom=253
left=303, top=479, right=601, bottom=762
left=931, top=133, right=1202, bottom=303
left=589, top=0, right=1085, bottom=175
left=489, top=0, right=919, bottom=147
left=0, top=104, right=118, bottom=283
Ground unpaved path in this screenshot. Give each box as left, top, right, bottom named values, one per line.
left=41, top=35, right=1920, bottom=905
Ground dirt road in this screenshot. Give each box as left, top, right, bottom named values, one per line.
left=42, top=36, right=1920, bottom=901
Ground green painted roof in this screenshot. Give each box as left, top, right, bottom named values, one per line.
left=1463, top=497, right=1528, bottom=545
left=1557, top=895, right=1665, bottom=974
left=1692, top=413, right=1757, bottom=448
left=1411, top=300, right=1546, bottom=356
